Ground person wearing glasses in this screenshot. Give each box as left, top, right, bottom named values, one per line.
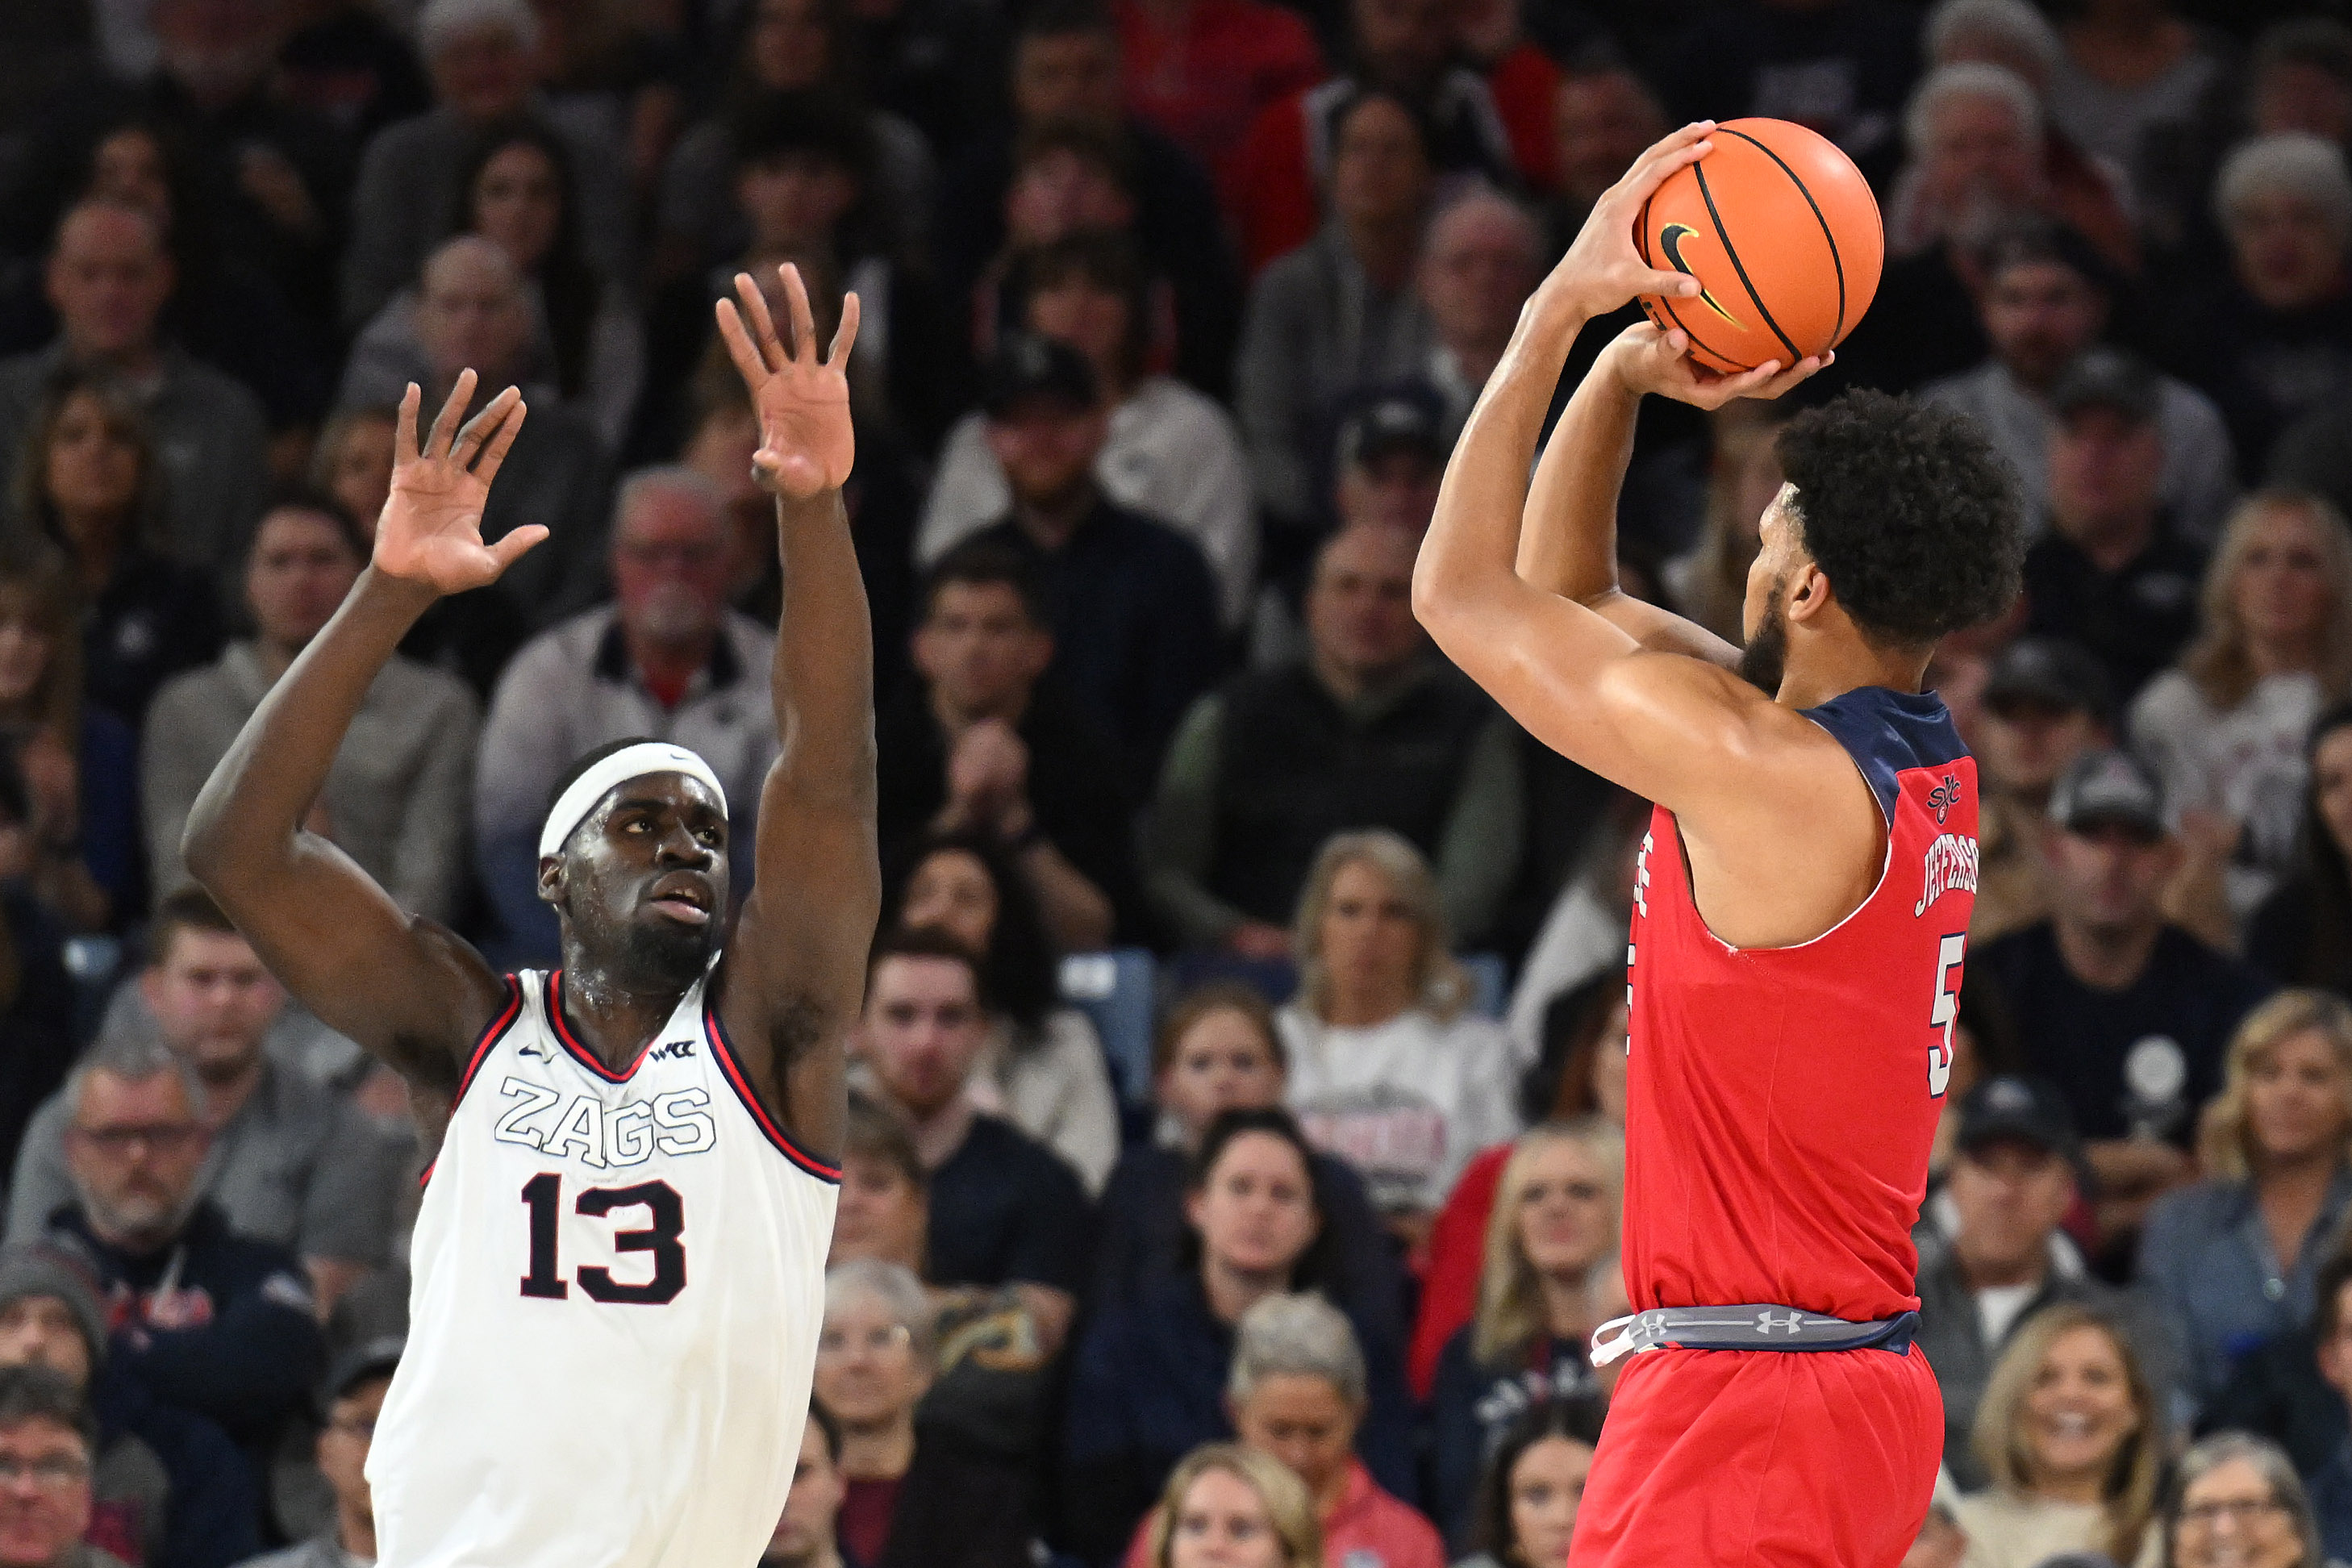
left=2162, top=1432, right=2327, bottom=1568
left=811, top=1260, right=1034, bottom=1568
left=32, top=1034, right=324, bottom=1471
left=0, top=1364, right=119, bottom=1568
left=236, top=1341, right=402, bottom=1568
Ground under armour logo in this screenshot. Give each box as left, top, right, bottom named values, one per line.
left=1927, top=775, right=1961, bottom=824
left=1755, top=1310, right=1804, bottom=1336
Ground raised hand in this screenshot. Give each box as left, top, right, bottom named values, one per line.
left=1607, top=321, right=1826, bottom=409
left=1542, top=123, right=1716, bottom=325
left=372, top=372, right=542, bottom=594
left=715, top=263, right=859, bottom=499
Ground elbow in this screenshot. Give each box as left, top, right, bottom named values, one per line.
left=1410, top=554, right=1456, bottom=640
left=181, top=801, right=227, bottom=890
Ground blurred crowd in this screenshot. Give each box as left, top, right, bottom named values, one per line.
left=6, top=1, right=2352, bottom=1567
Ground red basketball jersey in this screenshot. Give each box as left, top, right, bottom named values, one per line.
left=1622, top=686, right=1979, bottom=1322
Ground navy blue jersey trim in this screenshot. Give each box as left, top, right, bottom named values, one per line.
left=419, top=974, right=525, bottom=1187
left=1799, top=686, right=1970, bottom=822
left=543, top=970, right=658, bottom=1082
left=702, top=1006, right=842, bottom=1182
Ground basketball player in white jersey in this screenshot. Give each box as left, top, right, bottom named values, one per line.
left=178, top=265, right=878, bottom=1568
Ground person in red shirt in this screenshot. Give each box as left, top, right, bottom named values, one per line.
left=1116, top=0, right=1324, bottom=186
left=1412, top=123, right=2029, bottom=1568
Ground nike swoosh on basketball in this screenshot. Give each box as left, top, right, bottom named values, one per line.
left=1660, top=224, right=1746, bottom=330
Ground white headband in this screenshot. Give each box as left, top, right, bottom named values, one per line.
left=540, top=742, right=730, bottom=860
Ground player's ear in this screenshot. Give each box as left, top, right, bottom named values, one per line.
left=1785, top=561, right=1833, bottom=623
left=536, top=855, right=565, bottom=908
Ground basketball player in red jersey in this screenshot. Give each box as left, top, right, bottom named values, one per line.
left=1415, top=124, right=2026, bottom=1568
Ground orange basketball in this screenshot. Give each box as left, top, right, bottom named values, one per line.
left=1635, top=119, right=1885, bottom=374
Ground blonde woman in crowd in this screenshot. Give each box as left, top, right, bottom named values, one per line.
left=1147, top=1445, right=1323, bottom=1568
left=1424, top=1120, right=1620, bottom=1545
left=1957, top=1304, right=2166, bottom=1568
left=2139, top=990, right=2352, bottom=1412
left=1277, top=831, right=1518, bottom=1241
left=2130, top=491, right=2352, bottom=940
left=2161, top=1432, right=2329, bottom=1568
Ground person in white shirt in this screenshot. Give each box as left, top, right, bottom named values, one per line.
left=919, top=232, right=1257, bottom=628
left=1277, top=830, right=1516, bottom=1241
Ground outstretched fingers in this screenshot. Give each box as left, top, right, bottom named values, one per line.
left=827, top=290, right=862, bottom=369
left=472, top=394, right=529, bottom=482
left=424, top=369, right=477, bottom=459
left=451, top=385, right=521, bottom=467
left=396, top=383, right=422, bottom=465
left=737, top=270, right=787, bottom=370
left=487, top=523, right=549, bottom=572
left=715, top=294, right=769, bottom=392
left=776, top=262, right=819, bottom=364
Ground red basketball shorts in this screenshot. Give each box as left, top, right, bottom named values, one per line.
left=1569, top=1341, right=1943, bottom=1568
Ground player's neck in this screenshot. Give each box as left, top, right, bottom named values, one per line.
left=1772, top=628, right=1929, bottom=714
left=555, top=960, right=697, bottom=1070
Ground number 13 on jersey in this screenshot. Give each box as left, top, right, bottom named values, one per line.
left=1928, top=932, right=1966, bottom=1099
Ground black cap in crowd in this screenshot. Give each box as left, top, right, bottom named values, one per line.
left=2047, top=748, right=2166, bottom=837
left=2050, top=346, right=2161, bottom=424
left=980, top=332, right=1099, bottom=419
left=323, top=1335, right=405, bottom=1407
left=1335, top=386, right=1445, bottom=474
left=1955, top=1075, right=2083, bottom=1165
left=1983, top=637, right=2112, bottom=721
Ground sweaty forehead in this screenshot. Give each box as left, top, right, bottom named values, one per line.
left=595, top=771, right=727, bottom=821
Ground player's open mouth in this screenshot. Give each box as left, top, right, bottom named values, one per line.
left=649, top=877, right=713, bottom=924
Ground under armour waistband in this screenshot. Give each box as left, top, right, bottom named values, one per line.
left=1590, top=1306, right=1920, bottom=1366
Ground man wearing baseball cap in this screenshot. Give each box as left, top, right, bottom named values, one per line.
left=2021, top=347, right=2209, bottom=705
left=240, top=1339, right=403, bottom=1568
left=1331, top=388, right=1448, bottom=539
left=1912, top=1078, right=2183, bottom=1488
left=1971, top=636, right=2115, bottom=942
left=1975, top=751, right=2273, bottom=1263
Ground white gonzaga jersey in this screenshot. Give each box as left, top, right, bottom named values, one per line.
left=369, top=968, right=839, bottom=1568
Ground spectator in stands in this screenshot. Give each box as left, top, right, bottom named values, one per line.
left=308, top=406, right=521, bottom=700
left=1659, top=405, right=1783, bottom=645
left=1658, top=0, right=1917, bottom=190
left=1500, top=790, right=1644, bottom=1080
left=1887, top=65, right=2134, bottom=273
left=2248, top=703, right=2352, bottom=993
left=1977, top=750, right=2274, bottom=1257
left=922, top=233, right=1257, bottom=631
left=1920, top=225, right=2235, bottom=543
left=275, top=0, right=431, bottom=148
left=6, top=892, right=399, bottom=1314
left=957, top=334, right=1223, bottom=789
left=1970, top=638, right=2113, bottom=944
left=1111, top=0, right=1323, bottom=184
left=2048, top=0, right=2225, bottom=201
left=936, top=0, right=1241, bottom=398
left=338, top=236, right=610, bottom=625
left=2200, top=1247, right=2352, bottom=1496
left=1064, top=1108, right=1414, bottom=1560
left=1416, top=192, right=1541, bottom=442
left=1145, top=1445, right=1321, bottom=1568
left=240, top=1339, right=398, bottom=1568
left=344, top=119, right=642, bottom=450
left=473, top=466, right=776, bottom=964
left=340, top=0, right=633, bottom=330
left=1224, top=0, right=1518, bottom=273
left=1278, top=831, right=1518, bottom=1229
left=2171, top=136, right=2352, bottom=472
left=812, top=1260, right=1035, bottom=1568
left=1915, top=1076, right=2180, bottom=1491
left=2130, top=492, right=2352, bottom=934
left=141, top=494, right=478, bottom=920
left=878, top=542, right=1140, bottom=946
left=1955, top=1304, right=2164, bottom=1568
left=0, top=765, right=77, bottom=1185
left=2163, top=1432, right=2329, bottom=1568
left=1541, top=52, right=1662, bottom=257
left=0, top=368, right=220, bottom=727
left=1453, top=1393, right=1608, bottom=1568
left=761, top=1404, right=847, bottom=1568
left=1146, top=527, right=1519, bottom=955
left=1426, top=1122, right=1616, bottom=1545
left=2020, top=348, right=2209, bottom=706
left=2139, top=990, right=2352, bottom=1412
left=0, top=202, right=267, bottom=582
left=2312, top=1256, right=2352, bottom=1558
left=0, top=1245, right=259, bottom=1568
left=1320, top=389, right=1447, bottom=559
left=0, top=1365, right=118, bottom=1568
left=886, top=833, right=1119, bottom=1191
left=1121, top=1295, right=1441, bottom=1568
left=655, top=0, right=934, bottom=280
left=0, top=548, right=139, bottom=932
left=1233, top=91, right=1436, bottom=529
left=33, top=1036, right=325, bottom=1456
left=853, top=931, right=1092, bottom=1350
left=1451, top=0, right=1561, bottom=196
left=1094, top=986, right=1398, bottom=1340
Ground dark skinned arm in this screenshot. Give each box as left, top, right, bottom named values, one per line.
left=181, top=377, right=542, bottom=1089
left=711, top=266, right=882, bottom=1165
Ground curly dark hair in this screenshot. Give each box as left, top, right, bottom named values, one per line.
left=1774, top=390, right=2024, bottom=648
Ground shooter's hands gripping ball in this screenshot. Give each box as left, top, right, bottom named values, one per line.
left=1539, top=122, right=1718, bottom=327
left=717, top=263, right=860, bottom=500
left=373, top=370, right=540, bottom=594
left=1608, top=322, right=1826, bottom=410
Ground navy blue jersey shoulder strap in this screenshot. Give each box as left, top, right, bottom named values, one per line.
left=1798, top=687, right=1970, bottom=823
